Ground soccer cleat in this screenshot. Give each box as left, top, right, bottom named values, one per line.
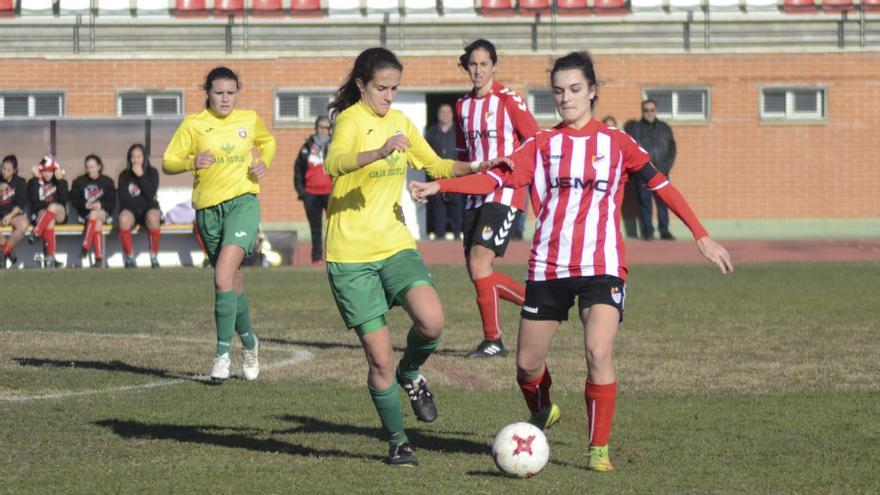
left=7, top=252, right=17, bottom=268
left=93, top=257, right=104, bottom=269
left=396, top=371, right=437, bottom=423
left=528, top=403, right=561, bottom=431
left=465, top=339, right=507, bottom=358
left=242, top=337, right=259, bottom=381
left=43, top=256, right=61, bottom=270
left=387, top=442, right=419, bottom=466
left=587, top=445, right=614, bottom=472
left=0, top=253, right=6, bottom=269
left=150, top=255, right=160, bottom=269
left=124, top=256, right=136, bottom=269
left=210, top=353, right=232, bottom=381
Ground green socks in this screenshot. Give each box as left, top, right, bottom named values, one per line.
left=235, top=291, right=257, bottom=350
left=214, top=290, right=237, bottom=356
left=368, top=383, right=408, bottom=446
left=397, top=326, right=441, bottom=382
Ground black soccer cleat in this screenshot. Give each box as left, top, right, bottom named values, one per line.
left=465, top=339, right=507, bottom=358
left=124, top=256, right=136, bottom=269
left=388, top=442, right=419, bottom=466
left=396, top=371, right=437, bottom=423
left=150, top=254, right=160, bottom=269
left=0, top=253, right=6, bottom=270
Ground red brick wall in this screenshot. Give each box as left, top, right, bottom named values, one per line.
left=1, top=52, right=877, bottom=222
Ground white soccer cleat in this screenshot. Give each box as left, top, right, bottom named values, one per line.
left=242, top=338, right=259, bottom=381
left=211, top=353, right=231, bottom=381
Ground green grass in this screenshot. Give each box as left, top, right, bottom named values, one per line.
left=1, top=262, right=879, bottom=494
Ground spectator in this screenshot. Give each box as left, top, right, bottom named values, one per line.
left=424, top=103, right=464, bottom=240
left=117, top=143, right=162, bottom=269
left=294, top=116, right=333, bottom=265
left=0, top=155, right=30, bottom=269
left=26, top=155, right=68, bottom=269
left=625, top=99, right=677, bottom=240
left=71, top=154, right=116, bottom=268
left=603, top=115, right=639, bottom=239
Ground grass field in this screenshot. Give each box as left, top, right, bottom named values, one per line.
left=1, top=262, right=879, bottom=494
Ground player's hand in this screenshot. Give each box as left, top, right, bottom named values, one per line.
left=378, top=134, right=410, bottom=158
left=194, top=151, right=215, bottom=170
left=481, top=156, right=515, bottom=172
left=409, top=181, right=440, bottom=204
left=697, top=236, right=733, bottom=274
left=1, top=213, right=11, bottom=225
left=54, top=168, right=65, bottom=180
left=249, top=149, right=267, bottom=182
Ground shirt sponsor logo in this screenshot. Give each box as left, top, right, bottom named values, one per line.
left=467, top=129, right=498, bottom=140
left=549, top=177, right=608, bottom=192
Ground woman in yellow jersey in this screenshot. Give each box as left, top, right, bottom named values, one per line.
left=325, top=47, right=489, bottom=466
left=163, top=66, right=276, bottom=383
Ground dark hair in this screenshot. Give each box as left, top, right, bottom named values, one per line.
left=329, top=48, right=403, bottom=119
left=601, top=115, right=617, bottom=127
left=84, top=154, right=103, bottom=174
left=203, top=66, right=241, bottom=109
left=550, top=51, right=599, bottom=110
left=1, top=154, right=18, bottom=173
left=314, top=115, right=330, bottom=129
left=126, top=143, right=151, bottom=172
left=459, top=39, right=498, bottom=69
left=641, top=98, right=657, bottom=108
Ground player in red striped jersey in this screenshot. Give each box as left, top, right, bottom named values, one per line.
left=454, top=39, right=540, bottom=358
left=411, top=51, right=732, bottom=472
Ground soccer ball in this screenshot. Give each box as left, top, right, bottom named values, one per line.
left=491, top=422, right=550, bottom=478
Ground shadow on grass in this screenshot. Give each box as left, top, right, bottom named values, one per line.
left=13, top=357, right=211, bottom=385
left=263, top=338, right=469, bottom=357
left=92, top=419, right=383, bottom=462
left=276, top=414, right=490, bottom=456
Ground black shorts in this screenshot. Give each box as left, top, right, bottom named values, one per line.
left=121, top=207, right=160, bottom=227
left=462, top=202, right=520, bottom=257
left=521, top=275, right=626, bottom=322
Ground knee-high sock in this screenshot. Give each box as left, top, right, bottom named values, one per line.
left=397, top=326, right=441, bottom=382
left=235, top=291, right=257, bottom=350
left=148, top=228, right=161, bottom=256
left=2, top=243, right=12, bottom=256
left=368, top=383, right=408, bottom=446
left=82, top=219, right=97, bottom=251
left=33, top=211, right=53, bottom=238
left=44, top=228, right=56, bottom=256
left=474, top=276, right=501, bottom=341
left=214, top=290, right=238, bottom=356
left=93, top=230, right=104, bottom=259
left=518, top=364, right=552, bottom=415
left=119, top=228, right=133, bottom=256
left=585, top=381, right=617, bottom=447
left=490, top=271, right=526, bottom=305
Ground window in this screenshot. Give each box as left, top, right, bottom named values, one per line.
left=644, top=88, right=710, bottom=121
left=275, top=91, right=334, bottom=123
left=0, top=93, right=64, bottom=119
left=760, top=87, right=825, bottom=122
left=117, top=92, right=182, bottom=117
left=527, top=89, right=557, bottom=121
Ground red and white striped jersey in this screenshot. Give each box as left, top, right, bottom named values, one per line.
left=455, top=82, right=539, bottom=211
left=485, top=119, right=660, bottom=282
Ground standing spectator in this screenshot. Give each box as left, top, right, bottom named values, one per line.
left=27, top=155, right=68, bottom=269
left=603, top=115, right=639, bottom=239
left=625, top=99, right=677, bottom=240
left=424, top=103, right=464, bottom=240
left=117, top=143, right=162, bottom=269
left=0, top=155, right=30, bottom=269
left=294, top=116, right=333, bottom=265
left=71, top=154, right=116, bottom=268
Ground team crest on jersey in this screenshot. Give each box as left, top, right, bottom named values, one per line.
left=481, top=225, right=494, bottom=241
left=0, top=183, right=13, bottom=204
left=39, top=183, right=56, bottom=202
left=84, top=184, right=103, bottom=202
left=128, top=182, right=141, bottom=197
left=238, top=127, right=247, bottom=139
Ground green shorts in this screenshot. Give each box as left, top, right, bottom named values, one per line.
left=195, top=193, right=260, bottom=267
left=327, top=249, right=435, bottom=332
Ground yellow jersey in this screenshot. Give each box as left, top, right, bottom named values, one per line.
left=325, top=101, right=456, bottom=263
left=163, top=108, right=276, bottom=209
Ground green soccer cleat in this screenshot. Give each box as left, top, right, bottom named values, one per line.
left=587, top=445, right=614, bottom=472
left=528, top=403, right=560, bottom=431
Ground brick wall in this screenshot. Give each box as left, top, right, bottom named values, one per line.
left=1, top=52, right=877, bottom=222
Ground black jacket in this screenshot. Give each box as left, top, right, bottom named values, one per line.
left=71, top=174, right=116, bottom=218
left=293, top=134, right=329, bottom=197
left=118, top=166, right=160, bottom=211
left=0, top=175, right=28, bottom=217
left=27, top=176, right=69, bottom=213
left=624, top=118, right=677, bottom=175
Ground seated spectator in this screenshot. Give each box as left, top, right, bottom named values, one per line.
left=71, top=154, right=116, bottom=268
left=1, top=155, right=30, bottom=269
left=26, top=155, right=69, bottom=269
left=117, top=144, right=162, bottom=269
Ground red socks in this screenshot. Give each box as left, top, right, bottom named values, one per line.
left=517, top=365, right=552, bottom=415
left=33, top=210, right=53, bottom=238
left=44, top=228, right=56, bottom=256
left=82, top=219, right=97, bottom=251
left=491, top=271, right=526, bottom=304
left=148, top=228, right=161, bottom=255
left=2, top=243, right=12, bottom=256
left=119, top=228, right=133, bottom=256
left=585, top=381, right=617, bottom=447
left=93, top=229, right=104, bottom=260
left=474, top=272, right=527, bottom=341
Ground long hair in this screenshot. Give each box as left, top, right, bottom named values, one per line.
left=203, top=66, right=241, bottom=109
left=1, top=154, right=18, bottom=175
left=126, top=143, right=151, bottom=172
left=550, top=51, right=599, bottom=110
left=328, top=48, right=403, bottom=120
left=459, top=38, right=498, bottom=69
left=84, top=154, right=104, bottom=175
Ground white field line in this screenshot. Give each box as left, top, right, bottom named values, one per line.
left=0, top=330, right=313, bottom=403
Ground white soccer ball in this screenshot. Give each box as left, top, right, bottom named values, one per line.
left=491, top=422, right=550, bottom=478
